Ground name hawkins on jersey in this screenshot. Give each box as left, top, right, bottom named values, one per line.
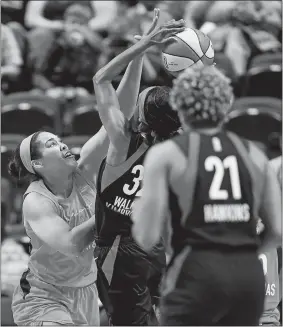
left=106, top=196, right=134, bottom=217
left=204, top=203, right=250, bottom=222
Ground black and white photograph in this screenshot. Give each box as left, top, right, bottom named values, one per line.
left=1, top=1, right=282, bottom=326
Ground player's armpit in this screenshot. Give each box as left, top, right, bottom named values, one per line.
left=23, top=193, right=95, bottom=257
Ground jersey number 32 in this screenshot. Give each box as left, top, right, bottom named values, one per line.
left=123, top=165, right=144, bottom=197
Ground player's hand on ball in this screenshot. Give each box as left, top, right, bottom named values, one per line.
left=146, top=18, right=186, bottom=46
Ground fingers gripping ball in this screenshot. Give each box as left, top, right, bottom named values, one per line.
left=162, top=28, right=214, bottom=73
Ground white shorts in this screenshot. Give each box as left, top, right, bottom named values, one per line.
left=12, top=271, right=100, bottom=326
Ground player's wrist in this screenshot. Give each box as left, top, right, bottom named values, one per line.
left=137, top=36, right=152, bottom=49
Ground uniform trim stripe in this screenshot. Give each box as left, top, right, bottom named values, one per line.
left=227, top=133, right=264, bottom=220
left=101, top=142, right=148, bottom=193
left=181, top=132, right=200, bottom=225
left=101, top=235, right=121, bottom=285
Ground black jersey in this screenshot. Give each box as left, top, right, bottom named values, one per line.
left=95, top=134, right=149, bottom=243
left=168, top=131, right=263, bottom=256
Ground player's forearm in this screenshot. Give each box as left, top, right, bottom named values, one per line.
left=58, top=216, right=96, bottom=256
left=93, top=37, right=151, bottom=85
left=116, top=55, right=144, bottom=119
left=70, top=216, right=96, bottom=254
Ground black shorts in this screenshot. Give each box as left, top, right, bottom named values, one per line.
left=160, top=247, right=265, bottom=326
left=94, top=236, right=166, bottom=326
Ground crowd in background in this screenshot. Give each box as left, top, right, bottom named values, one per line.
left=1, top=0, right=282, bottom=95
left=1, top=1, right=282, bottom=325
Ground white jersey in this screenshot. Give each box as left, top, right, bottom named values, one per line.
left=23, top=169, right=97, bottom=287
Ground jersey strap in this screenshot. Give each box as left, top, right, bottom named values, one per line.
left=96, top=157, right=107, bottom=196
left=126, top=133, right=144, bottom=159
left=227, top=132, right=264, bottom=220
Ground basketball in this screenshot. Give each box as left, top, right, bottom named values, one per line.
left=162, top=28, right=214, bottom=73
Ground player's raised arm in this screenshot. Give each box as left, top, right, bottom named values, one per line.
left=92, top=15, right=186, bottom=150
left=132, top=143, right=170, bottom=252
left=78, top=10, right=162, bottom=179
left=24, top=193, right=96, bottom=257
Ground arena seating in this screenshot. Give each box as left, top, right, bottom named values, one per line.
left=2, top=93, right=62, bottom=135
left=63, top=102, right=102, bottom=136
left=242, top=52, right=282, bottom=99
left=224, top=97, right=282, bottom=159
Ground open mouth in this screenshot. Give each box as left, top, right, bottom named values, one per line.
left=64, top=151, right=74, bottom=159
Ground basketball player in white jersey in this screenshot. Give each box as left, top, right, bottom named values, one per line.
left=132, top=65, right=282, bottom=325
left=10, top=30, right=148, bottom=325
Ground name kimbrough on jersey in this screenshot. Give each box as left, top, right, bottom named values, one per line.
left=204, top=203, right=250, bottom=222
left=106, top=196, right=134, bottom=216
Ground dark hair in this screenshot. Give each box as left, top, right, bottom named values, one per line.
left=139, top=86, right=180, bottom=145
left=8, top=132, right=42, bottom=183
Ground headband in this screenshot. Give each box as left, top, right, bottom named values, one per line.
left=137, top=86, right=156, bottom=125
left=20, top=133, right=36, bottom=174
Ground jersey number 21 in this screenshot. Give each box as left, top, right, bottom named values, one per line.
left=205, top=155, right=242, bottom=200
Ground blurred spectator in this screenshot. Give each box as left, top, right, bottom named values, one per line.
left=157, top=1, right=187, bottom=21
left=204, top=0, right=282, bottom=77
left=107, top=1, right=174, bottom=87
left=184, top=1, right=236, bottom=29
left=1, top=24, right=23, bottom=94
left=24, top=0, right=117, bottom=34
left=1, top=0, right=27, bottom=26
left=28, top=3, right=109, bottom=94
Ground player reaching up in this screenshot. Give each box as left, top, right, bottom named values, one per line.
left=93, top=9, right=185, bottom=325
left=10, top=30, right=150, bottom=325
left=132, top=65, right=282, bottom=326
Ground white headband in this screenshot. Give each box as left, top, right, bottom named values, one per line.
left=137, top=86, right=156, bottom=124
left=19, top=133, right=36, bottom=174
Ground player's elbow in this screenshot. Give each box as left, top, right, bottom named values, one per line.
left=93, top=69, right=109, bottom=85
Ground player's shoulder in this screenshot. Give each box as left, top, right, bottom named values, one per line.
left=145, top=138, right=185, bottom=170
left=242, top=138, right=269, bottom=173
left=23, top=192, right=58, bottom=220
left=269, top=156, right=282, bottom=171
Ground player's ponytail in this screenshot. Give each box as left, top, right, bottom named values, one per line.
left=8, top=131, right=42, bottom=184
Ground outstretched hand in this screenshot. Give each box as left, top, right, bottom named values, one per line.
left=134, top=8, right=186, bottom=46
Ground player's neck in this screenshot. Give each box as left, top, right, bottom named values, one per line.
left=43, top=174, right=74, bottom=198
left=194, top=127, right=221, bottom=135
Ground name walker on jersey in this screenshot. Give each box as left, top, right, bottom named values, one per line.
left=106, top=196, right=134, bottom=216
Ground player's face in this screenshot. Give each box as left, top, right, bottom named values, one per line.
left=34, top=132, right=77, bottom=175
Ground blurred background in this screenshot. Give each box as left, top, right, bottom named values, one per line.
left=1, top=1, right=282, bottom=325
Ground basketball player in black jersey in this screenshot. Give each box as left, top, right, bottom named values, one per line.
left=92, top=10, right=185, bottom=326
left=132, top=65, right=282, bottom=326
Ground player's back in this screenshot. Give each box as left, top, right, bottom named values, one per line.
left=161, top=130, right=267, bottom=325
left=168, top=130, right=265, bottom=253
